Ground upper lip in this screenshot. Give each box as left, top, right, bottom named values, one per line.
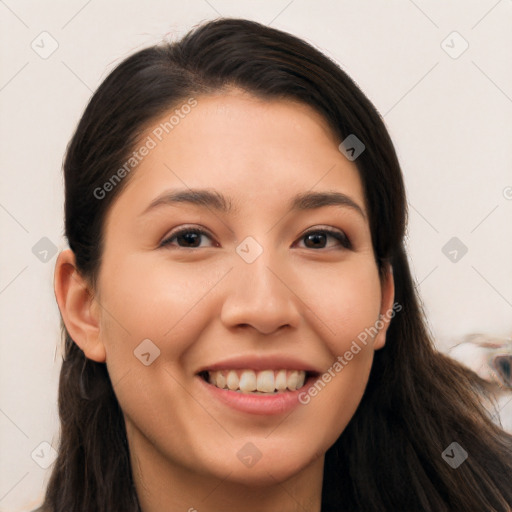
left=196, top=354, right=322, bottom=375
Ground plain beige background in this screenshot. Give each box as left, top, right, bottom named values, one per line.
left=1, top=1, right=511, bottom=510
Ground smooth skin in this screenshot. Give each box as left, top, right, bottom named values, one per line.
left=55, top=88, right=394, bottom=512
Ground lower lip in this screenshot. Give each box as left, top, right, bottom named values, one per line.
left=196, top=375, right=315, bottom=415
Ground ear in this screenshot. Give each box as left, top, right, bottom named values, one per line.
left=54, top=249, right=106, bottom=362
left=373, top=262, right=395, bottom=351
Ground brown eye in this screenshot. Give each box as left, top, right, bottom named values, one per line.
left=160, top=227, right=215, bottom=249
left=159, top=226, right=351, bottom=251
left=298, top=228, right=351, bottom=250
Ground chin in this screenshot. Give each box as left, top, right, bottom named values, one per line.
left=203, top=447, right=321, bottom=487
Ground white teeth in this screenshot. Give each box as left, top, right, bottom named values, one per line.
left=296, top=371, right=306, bottom=389
left=239, top=370, right=256, bottom=392
left=288, top=370, right=300, bottom=391
left=275, top=369, right=287, bottom=391
left=204, top=369, right=307, bottom=393
left=216, top=372, right=226, bottom=389
left=227, top=370, right=239, bottom=391
left=257, top=370, right=275, bottom=392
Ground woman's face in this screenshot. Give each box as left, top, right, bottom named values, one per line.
left=88, top=90, right=394, bottom=488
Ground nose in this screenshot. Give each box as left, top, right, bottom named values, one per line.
left=220, top=248, right=301, bottom=335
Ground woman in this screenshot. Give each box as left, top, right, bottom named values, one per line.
left=37, top=17, right=512, bottom=512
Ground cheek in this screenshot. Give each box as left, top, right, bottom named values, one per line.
left=94, top=248, right=382, bottom=477
left=291, top=258, right=381, bottom=427
left=299, top=338, right=376, bottom=450
left=97, top=252, right=226, bottom=369
left=100, top=251, right=201, bottom=328
left=293, top=258, right=382, bottom=350
left=99, top=250, right=382, bottom=364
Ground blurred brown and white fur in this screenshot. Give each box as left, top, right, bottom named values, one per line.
left=448, top=333, right=512, bottom=434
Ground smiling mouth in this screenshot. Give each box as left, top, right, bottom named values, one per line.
left=198, top=369, right=317, bottom=394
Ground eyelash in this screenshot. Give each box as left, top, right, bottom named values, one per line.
left=159, top=226, right=352, bottom=250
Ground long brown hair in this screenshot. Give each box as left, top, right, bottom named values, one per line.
left=38, top=18, right=512, bottom=511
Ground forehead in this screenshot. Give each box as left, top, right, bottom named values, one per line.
left=107, top=91, right=367, bottom=222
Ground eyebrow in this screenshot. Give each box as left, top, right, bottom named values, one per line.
left=140, top=188, right=367, bottom=220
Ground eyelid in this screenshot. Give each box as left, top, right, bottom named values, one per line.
left=297, top=225, right=351, bottom=249
left=159, top=225, right=215, bottom=248
left=159, top=224, right=351, bottom=249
